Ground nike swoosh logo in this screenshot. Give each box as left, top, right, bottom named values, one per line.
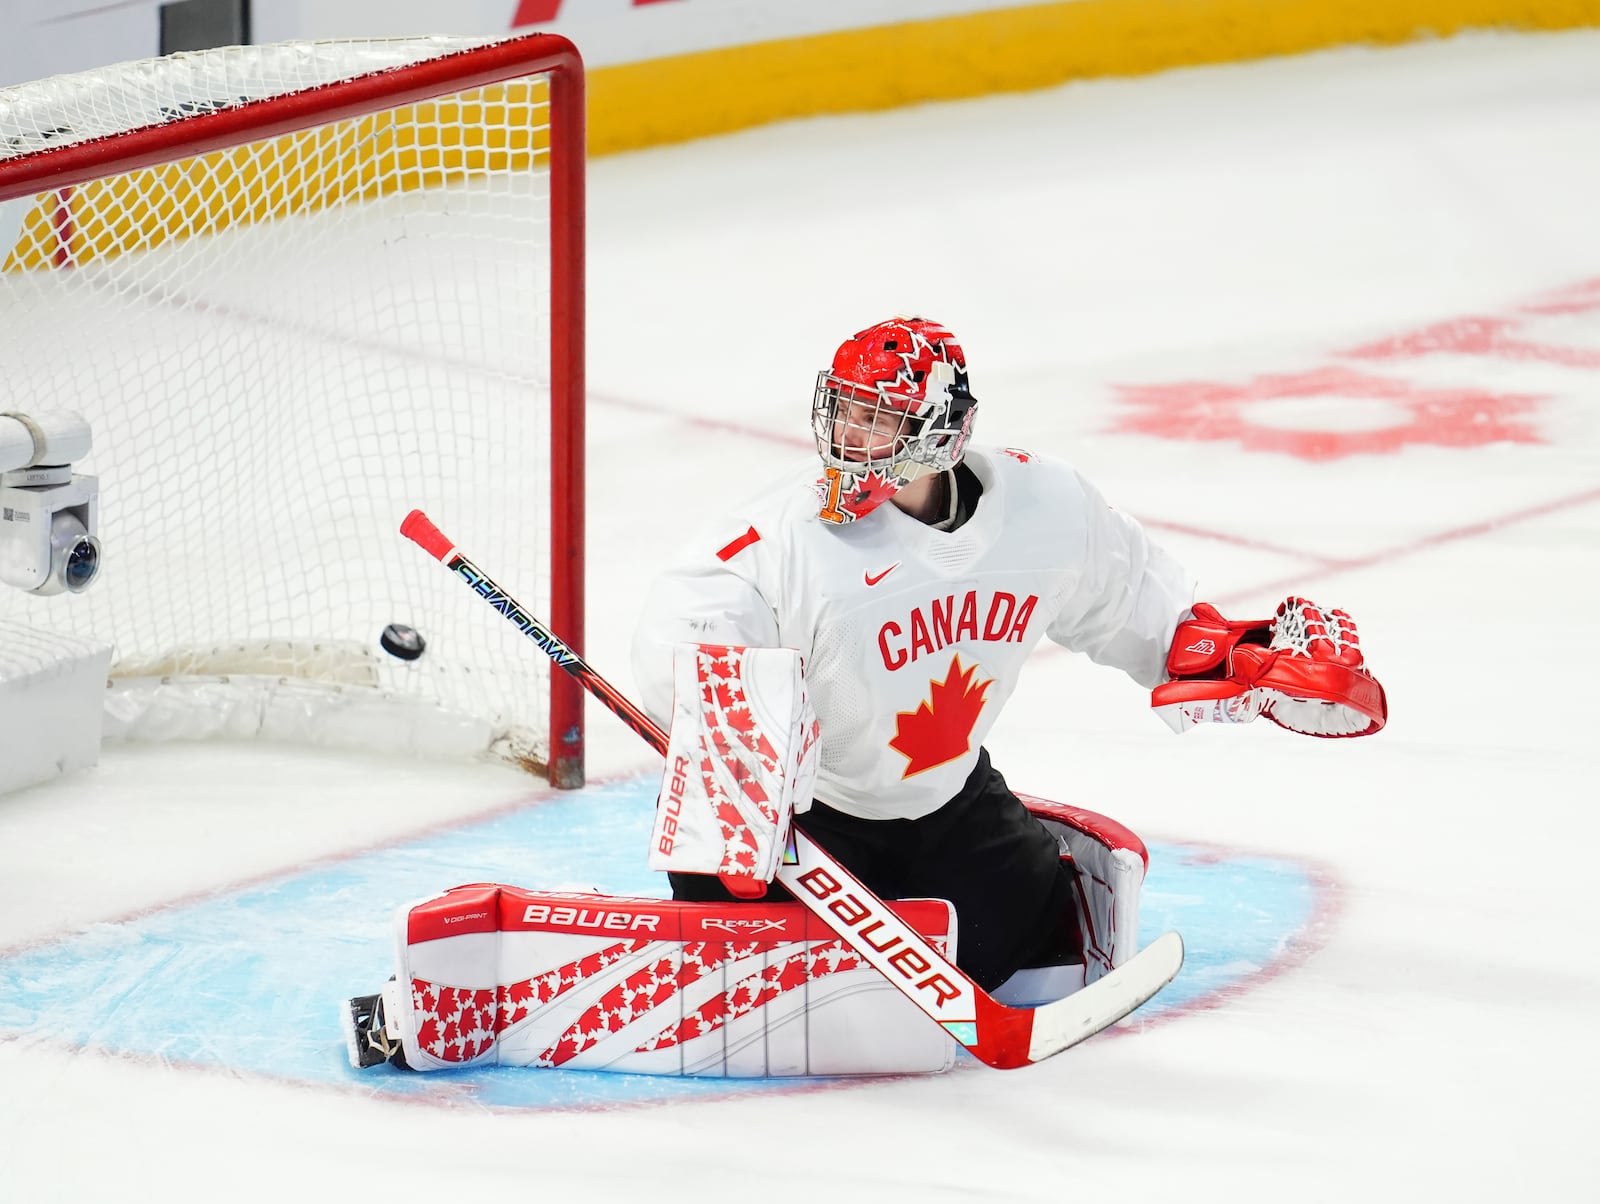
left=864, top=563, right=901, bottom=587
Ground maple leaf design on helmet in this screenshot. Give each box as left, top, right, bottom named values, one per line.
left=888, top=654, right=993, bottom=777
left=812, top=465, right=904, bottom=523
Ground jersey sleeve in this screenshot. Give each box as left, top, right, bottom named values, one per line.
left=630, top=544, right=781, bottom=728
left=1044, top=471, right=1196, bottom=689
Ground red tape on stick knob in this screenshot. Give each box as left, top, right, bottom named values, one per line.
left=400, top=509, right=453, bottom=561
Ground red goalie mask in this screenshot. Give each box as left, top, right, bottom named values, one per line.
left=812, top=316, right=978, bottom=525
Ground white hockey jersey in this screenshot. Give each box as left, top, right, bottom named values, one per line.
left=631, top=445, right=1196, bottom=821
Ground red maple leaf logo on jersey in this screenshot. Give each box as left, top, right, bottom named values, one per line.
left=888, top=654, right=993, bottom=778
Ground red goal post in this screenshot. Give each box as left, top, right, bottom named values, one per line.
left=0, top=34, right=587, bottom=786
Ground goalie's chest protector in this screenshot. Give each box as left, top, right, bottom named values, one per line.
left=751, top=447, right=1087, bottom=820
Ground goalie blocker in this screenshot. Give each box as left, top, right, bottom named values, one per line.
left=344, top=798, right=1146, bottom=1077
left=650, top=642, right=820, bottom=899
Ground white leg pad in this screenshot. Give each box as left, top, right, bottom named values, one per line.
left=994, top=797, right=1150, bottom=1005
left=384, top=886, right=959, bottom=1077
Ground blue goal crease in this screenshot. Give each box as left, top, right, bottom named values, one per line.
left=0, top=774, right=1319, bottom=1110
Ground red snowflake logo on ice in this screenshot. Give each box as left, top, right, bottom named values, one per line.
left=1344, top=314, right=1600, bottom=369
left=889, top=654, right=992, bottom=778
left=1112, top=366, right=1545, bottom=461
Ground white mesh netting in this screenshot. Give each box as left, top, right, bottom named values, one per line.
left=0, top=37, right=573, bottom=771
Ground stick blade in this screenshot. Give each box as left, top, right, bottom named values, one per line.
left=1021, top=930, right=1184, bottom=1065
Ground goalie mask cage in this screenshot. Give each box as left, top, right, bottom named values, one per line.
left=0, top=34, right=586, bottom=786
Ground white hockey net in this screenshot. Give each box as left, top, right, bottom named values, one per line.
left=0, top=35, right=585, bottom=781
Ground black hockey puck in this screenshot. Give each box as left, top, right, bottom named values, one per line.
left=379, top=623, right=426, bottom=661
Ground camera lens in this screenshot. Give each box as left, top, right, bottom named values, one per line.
left=64, top=536, right=99, bottom=592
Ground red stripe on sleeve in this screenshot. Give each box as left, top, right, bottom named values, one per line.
left=715, top=525, right=761, bottom=562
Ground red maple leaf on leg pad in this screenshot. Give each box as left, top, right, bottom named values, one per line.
left=889, top=654, right=992, bottom=778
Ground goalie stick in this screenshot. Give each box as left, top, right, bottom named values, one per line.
left=400, top=509, right=1183, bottom=1069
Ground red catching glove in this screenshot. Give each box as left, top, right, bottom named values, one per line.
left=1151, top=597, right=1387, bottom=738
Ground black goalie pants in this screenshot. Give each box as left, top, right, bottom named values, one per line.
left=667, top=748, right=1082, bottom=992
